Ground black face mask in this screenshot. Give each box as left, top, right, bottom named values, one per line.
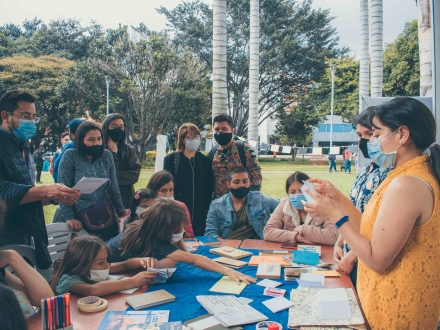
left=230, top=186, right=251, bottom=199
left=83, top=145, right=103, bottom=159
left=108, top=127, right=125, bottom=142
left=214, top=132, right=233, bottom=146
left=359, top=138, right=370, bottom=158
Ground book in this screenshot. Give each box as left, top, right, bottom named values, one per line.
left=256, top=263, right=281, bottom=279
left=209, top=276, right=247, bottom=295
left=293, top=250, right=320, bottom=265
left=209, top=247, right=252, bottom=260
left=212, top=257, right=248, bottom=269
left=196, top=295, right=268, bottom=327
left=297, top=245, right=322, bottom=256
left=126, top=290, right=176, bottom=310
left=284, top=268, right=308, bottom=281
left=259, top=250, right=292, bottom=256
left=194, top=236, right=221, bottom=246
left=184, top=314, right=243, bottom=330
left=248, top=256, right=291, bottom=267
left=126, top=322, right=182, bottom=330
left=98, top=311, right=170, bottom=330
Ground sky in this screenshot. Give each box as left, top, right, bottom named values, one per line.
left=0, top=0, right=418, bottom=49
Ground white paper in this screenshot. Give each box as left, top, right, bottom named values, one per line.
left=329, top=147, right=340, bottom=155
left=282, top=146, right=292, bottom=154
left=196, top=295, right=268, bottom=327
left=262, top=296, right=294, bottom=313
left=300, top=180, right=317, bottom=203
left=155, top=134, right=168, bottom=172
left=312, top=148, right=322, bottom=155
left=237, top=297, right=254, bottom=304
left=189, top=316, right=221, bottom=330
left=317, top=289, right=351, bottom=320
left=73, top=177, right=108, bottom=194
left=296, top=273, right=324, bottom=288
left=270, top=145, right=280, bottom=152
left=256, top=279, right=282, bottom=288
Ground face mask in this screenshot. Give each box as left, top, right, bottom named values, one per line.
left=83, top=145, right=103, bottom=158
left=185, top=138, right=201, bottom=151
left=230, top=186, right=250, bottom=199
left=358, top=138, right=370, bottom=158
left=167, top=196, right=174, bottom=201
left=89, top=268, right=110, bottom=282
left=10, top=118, right=37, bottom=140
left=214, top=132, right=233, bottom=146
left=367, top=130, right=400, bottom=168
left=171, top=231, right=184, bottom=244
left=135, top=207, right=145, bottom=215
left=289, top=194, right=307, bottom=210
left=108, top=127, right=125, bottom=142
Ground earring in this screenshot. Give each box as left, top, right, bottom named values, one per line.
left=399, top=141, right=402, bottom=145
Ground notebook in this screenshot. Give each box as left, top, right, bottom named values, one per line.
left=125, top=290, right=176, bottom=310
left=297, top=245, right=321, bottom=256
left=209, top=276, right=247, bottom=295
left=195, top=236, right=221, bottom=246
left=209, top=247, right=252, bottom=260
left=256, top=263, right=281, bottom=279
left=212, top=257, right=248, bottom=269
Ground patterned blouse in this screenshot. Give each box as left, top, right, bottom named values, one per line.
left=212, top=141, right=262, bottom=198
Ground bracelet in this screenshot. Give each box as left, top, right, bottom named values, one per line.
left=334, top=216, right=349, bottom=229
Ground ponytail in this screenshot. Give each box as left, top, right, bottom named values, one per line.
left=429, top=144, right=440, bottom=184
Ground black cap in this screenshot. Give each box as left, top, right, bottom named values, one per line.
left=66, top=119, right=84, bottom=135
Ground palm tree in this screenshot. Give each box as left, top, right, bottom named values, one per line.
left=248, top=0, right=259, bottom=146
left=417, top=0, right=433, bottom=96
left=359, top=0, right=369, bottom=111
left=370, top=0, right=383, bottom=97
left=212, top=0, right=228, bottom=118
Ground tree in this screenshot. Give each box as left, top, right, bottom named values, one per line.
left=0, top=55, right=75, bottom=149
left=158, top=0, right=341, bottom=136
left=383, top=20, right=420, bottom=97
left=370, top=0, right=383, bottom=97
left=359, top=0, right=369, bottom=111
left=417, top=0, right=432, bottom=96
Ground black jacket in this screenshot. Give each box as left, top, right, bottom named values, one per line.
left=0, top=129, right=48, bottom=245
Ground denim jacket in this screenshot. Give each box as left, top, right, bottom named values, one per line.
left=205, top=191, right=279, bottom=239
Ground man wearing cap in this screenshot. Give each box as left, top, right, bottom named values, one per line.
left=0, top=90, right=80, bottom=269
left=53, top=118, right=84, bottom=183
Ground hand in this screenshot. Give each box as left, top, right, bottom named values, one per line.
left=140, top=257, right=159, bottom=269
left=292, top=225, right=302, bottom=233
left=333, top=245, right=344, bottom=263
left=131, top=271, right=157, bottom=287
left=66, top=219, right=83, bottom=231
left=226, top=269, right=256, bottom=285
left=120, top=209, right=131, bottom=223
left=302, top=188, right=343, bottom=224
left=295, top=234, right=314, bottom=244
left=337, top=253, right=357, bottom=275
left=307, top=178, right=344, bottom=201
left=45, top=184, right=80, bottom=206
left=107, top=138, right=118, bottom=153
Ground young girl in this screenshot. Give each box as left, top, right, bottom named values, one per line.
left=124, top=188, right=156, bottom=228
left=107, top=198, right=255, bottom=284
left=50, top=236, right=158, bottom=297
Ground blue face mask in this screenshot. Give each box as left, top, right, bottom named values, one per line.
left=10, top=118, right=37, bottom=140
left=367, top=130, right=400, bottom=168
left=289, top=194, right=307, bottom=210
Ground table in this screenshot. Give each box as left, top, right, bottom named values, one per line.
left=26, top=239, right=242, bottom=330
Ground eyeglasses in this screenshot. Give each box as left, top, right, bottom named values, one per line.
left=186, top=135, right=201, bottom=141
left=10, top=113, right=40, bottom=123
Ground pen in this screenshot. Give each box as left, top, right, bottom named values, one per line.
left=41, top=299, right=46, bottom=330
left=65, top=293, right=71, bottom=327
left=51, top=297, right=56, bottom=329
left=58, top=295, right=63, bottom=328
left=47, top=298, right=53, bottom=330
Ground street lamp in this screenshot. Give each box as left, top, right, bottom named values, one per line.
left=105, top=76, right=110, bottom=115
left=330, top=64, right=335, bottom=148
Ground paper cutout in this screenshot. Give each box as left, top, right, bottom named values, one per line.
left=256, top=279, right=282, bottom=288
left=209, top=276, right=247, bottom=295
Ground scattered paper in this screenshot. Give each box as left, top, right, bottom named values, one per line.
left=188, top=316, right=221, bottom=330
left=296, top=273, right=324, bottom=288
left=209, top=276, right=247, bottom=295
left=262, top=296, right=294, bottom=313
left=73, top=177, right=108, bottom=194
left=300, top=180, right=317, bottom=203
left=309, top=270, right=341, bottom=277
left=237, top=297, right=253, bottom=304
left=256, top=279, right=282, bottom=288
left=263, top=287, right=286, bottom=297
left=317, top=289, right=351, bottom=320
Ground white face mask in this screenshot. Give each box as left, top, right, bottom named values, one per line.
left=167, top=196, right=174, bottom=201
left=135, top=207, right=145, bottom=215
left=89, top=268, right=110, bottom=282
left=185, top=138, right=201, bottom=151
left=171, top=231, right=184, bottom=244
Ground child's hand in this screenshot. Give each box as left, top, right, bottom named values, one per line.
left=140, top=257, right=159, bottom=269
left=226, top=269, right=256, bottom=285
left=131, top=271, right=158, bottom=288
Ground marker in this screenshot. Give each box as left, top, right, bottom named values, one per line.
left=64, top=293, right=71, bottom=327
left=41, top=300, right=47, bottom=330
left=58, top=296, right=63, bottom=327
left=47, top=298, right=53, bottom=330
left=51, top=297, right=56, bottom=329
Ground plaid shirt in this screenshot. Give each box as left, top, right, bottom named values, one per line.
left=212, top=141, right=262, bottom=198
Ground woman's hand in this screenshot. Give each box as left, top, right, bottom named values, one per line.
left=140, top=257, right=159, bottom=269
left=295, top=234, right=314, bottom=244
left=226, top=269, right=256, bottom=285
left=130, top=271, right=157, bottom=287
left=107, top=138, right=118, bottom=153
left=66, top=219, right=83, bottom=231
left=333, top=244, right=344, bottom=263
left=337, top=252, right=358, bottom=275
left=302, top=188, right=344, bottom=224
left=307, top=179, right=344, bottom=201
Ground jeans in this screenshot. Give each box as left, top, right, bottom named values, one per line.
left=344, top=160, right=351, bottom=173
left=329, top=159, right=337, bottom=172
left=36, top=166, right=42, bottom=183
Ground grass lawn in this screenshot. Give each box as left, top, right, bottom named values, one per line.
left=40, top=162, right=356, bottom=224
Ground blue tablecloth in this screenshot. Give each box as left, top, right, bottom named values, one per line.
left=126, top=246, right=299, bottom=329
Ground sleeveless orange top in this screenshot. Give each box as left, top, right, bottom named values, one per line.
left=357, top=155, right=440, bottom=329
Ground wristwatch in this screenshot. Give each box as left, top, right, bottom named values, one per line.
left=334, top=216, right=349, bottom=229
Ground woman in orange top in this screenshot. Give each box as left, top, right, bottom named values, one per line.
left=303, top=97, right=440, bottom=330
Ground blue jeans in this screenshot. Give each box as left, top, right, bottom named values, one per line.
left=329, top=159, right=336, bottom=171
left=344, top=160, right=351, bottom=173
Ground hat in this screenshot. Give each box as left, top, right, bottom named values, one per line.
left=66, top=119, right=84, bottom=135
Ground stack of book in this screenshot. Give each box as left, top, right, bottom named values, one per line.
left=284, top=268, right=308, bottom=281
left=209, top=247, right=252, bottom=260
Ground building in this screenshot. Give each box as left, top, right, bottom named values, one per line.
left=311, top=115, right=358, bottom=151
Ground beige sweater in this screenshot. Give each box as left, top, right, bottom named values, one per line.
left=263, top=197, right=338, bottom=245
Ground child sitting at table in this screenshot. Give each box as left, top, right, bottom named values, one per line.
left=50, top=235, right=158, bottom=296
left=124, top=188, right=156, bottom=228
left=0, top=284, right=27, bottom=330
left=107, top=198, right=256, bottom=284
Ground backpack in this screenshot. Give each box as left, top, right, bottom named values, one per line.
left=328, top=154, right=335, bottom=160
left=207, top=139, right=246, bottom=168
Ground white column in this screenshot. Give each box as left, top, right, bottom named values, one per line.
left=370, top=0, right=383, bottom=97
left=359, top=0, right=369, bottom=111
left=248, top=0, right=259, bottom=152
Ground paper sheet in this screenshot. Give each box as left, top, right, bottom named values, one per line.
left=209, top=276, right=247, bottom=295
left=73, top=177, right=108, bottom=194
left=256, top=279, right=282, bottom=288
left=188, top=316, right=221, bottom=330
left=300, top=180, right=317, bottom=203
left=262, top=296, right=294, bottom=313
